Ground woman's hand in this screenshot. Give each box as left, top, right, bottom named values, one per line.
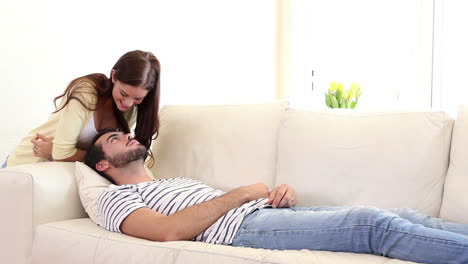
left=31, top=133, right=53, bottom=160
left=268, top=184, right=298, bottom=208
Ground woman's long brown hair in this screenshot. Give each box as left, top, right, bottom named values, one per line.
left=52, top=50, right=161, bottom=165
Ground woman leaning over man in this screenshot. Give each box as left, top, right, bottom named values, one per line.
left=3, top=50, right=161, bottom=168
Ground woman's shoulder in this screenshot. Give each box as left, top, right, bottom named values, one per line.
left=69, top=79, right=98, bottom=94
left=62, top=79, right=99, bottom=109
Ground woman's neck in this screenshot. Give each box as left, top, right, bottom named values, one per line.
left=94, top=97, right=118, bottom=131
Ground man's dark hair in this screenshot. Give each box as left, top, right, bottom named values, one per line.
left=84, top=128, right=118, bottom=184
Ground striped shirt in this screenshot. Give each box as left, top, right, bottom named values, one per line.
left=97, top=177, right=268, bottom=244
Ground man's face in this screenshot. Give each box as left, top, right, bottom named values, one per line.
left=96, top=131, right=148, bottom=168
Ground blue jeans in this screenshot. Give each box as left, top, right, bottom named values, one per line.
left=1, top=157, right=7, bottom=168
left=232, top=206, right=468, bottom=264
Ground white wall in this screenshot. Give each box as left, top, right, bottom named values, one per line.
left=435, top=0, right=468, bottom=117
left=0, top=0, right=276, bottom=163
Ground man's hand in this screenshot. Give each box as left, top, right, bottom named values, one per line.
left=268, top=184, right=297, bottom=208
left=31, top=133, right=53, bottom=159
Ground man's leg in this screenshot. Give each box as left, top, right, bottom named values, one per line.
left=232, top=206, right=468, bottom=264
left=293, top=206, right=468, bottom=236
left=388, top=207, right=468, bottom=236
left=1, top=156, right=7, bottom=169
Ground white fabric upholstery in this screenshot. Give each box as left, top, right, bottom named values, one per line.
left=150, top=103, right=287, bottom=191
left=75, top=162, right=110, bottom=227
left=440, top=106, right=468, bottom=224
left=276, top=109, right=453, bottom=216
left=33, top=219, right=414, bottom=264
left=0, top=171, right=33, bottom=264
left=2, top=103, right=464, bottom=264
left=0, top=162, right=87, bottom=264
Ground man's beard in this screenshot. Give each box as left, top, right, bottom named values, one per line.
left=105, top=146, right=148, bottom=168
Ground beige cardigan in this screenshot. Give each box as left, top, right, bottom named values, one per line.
left=7, top=81, right=136, bottom=167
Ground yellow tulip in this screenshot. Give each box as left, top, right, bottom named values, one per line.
left=329, top=81, right=338, bottom=92
left=351, top=83, right=360, bottom=92
left=337, top=83, right=344, bottom=92
left=342, top=90, right=348, bottom=100
left=325, top=82, right=361, bottom=109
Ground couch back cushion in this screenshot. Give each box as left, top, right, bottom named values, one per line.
left=276, top=109, right=453, bottom=216
left=440, top=106, right=468, bottom=224
left=150, top=103, right=286, bottom=191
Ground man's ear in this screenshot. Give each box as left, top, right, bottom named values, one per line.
left=96, top=160, right=110, bottom=172
left=111, top=69, right=116, bottom=83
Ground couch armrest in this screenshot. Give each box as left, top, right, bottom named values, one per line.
left=0, top=162, right=87, bottom=264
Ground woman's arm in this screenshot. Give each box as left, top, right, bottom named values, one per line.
left=31, top=82, right=97, bottom=162
left=31, top=133, right=54, bottom=159
left=52, top=83, right=97, bottom=161
left=54, top=149, right=87, bottom=162
left=31, top=131, right=88, bottom=162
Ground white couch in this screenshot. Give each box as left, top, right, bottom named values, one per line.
left=2, top=102, right=468, bottom=264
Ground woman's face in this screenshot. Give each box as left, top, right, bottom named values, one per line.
left=111, top=71, right=149, bottom=112
left=112, top=80, right=148, bottom=111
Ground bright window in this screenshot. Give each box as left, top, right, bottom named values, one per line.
left=290, top=0, right=433, bottom=110
left=435, top=0, right=468, bottom=117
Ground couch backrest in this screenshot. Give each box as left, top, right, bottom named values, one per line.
left=151, top=104, right=454, bottom=217
left=440, top=106, right=468, bottom=224
left=150, top=102, right=286, bottom=191
left=276, top=108, right=453, bottom=216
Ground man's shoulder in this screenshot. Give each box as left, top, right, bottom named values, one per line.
left=99, top=181, right=157, bottom=196
left=98, top=178, right=204, bottom=201
left=98, top=184, right=139, bottom=202
left=97, top=182, right=154, bottom=211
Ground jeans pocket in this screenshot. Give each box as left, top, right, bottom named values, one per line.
left=239, top=208, right=261, bottom=230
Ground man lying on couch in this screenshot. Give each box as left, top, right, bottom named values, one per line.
left=85, top=128, right=468, bottom=264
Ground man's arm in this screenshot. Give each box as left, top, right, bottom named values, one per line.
left=120, top=182, right=270, bottom=242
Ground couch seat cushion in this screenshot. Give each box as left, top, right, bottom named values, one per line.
left=32, top=218, right=419, bottom=264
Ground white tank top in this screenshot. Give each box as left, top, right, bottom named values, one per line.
left=76, top=115, right=98, bottom=150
